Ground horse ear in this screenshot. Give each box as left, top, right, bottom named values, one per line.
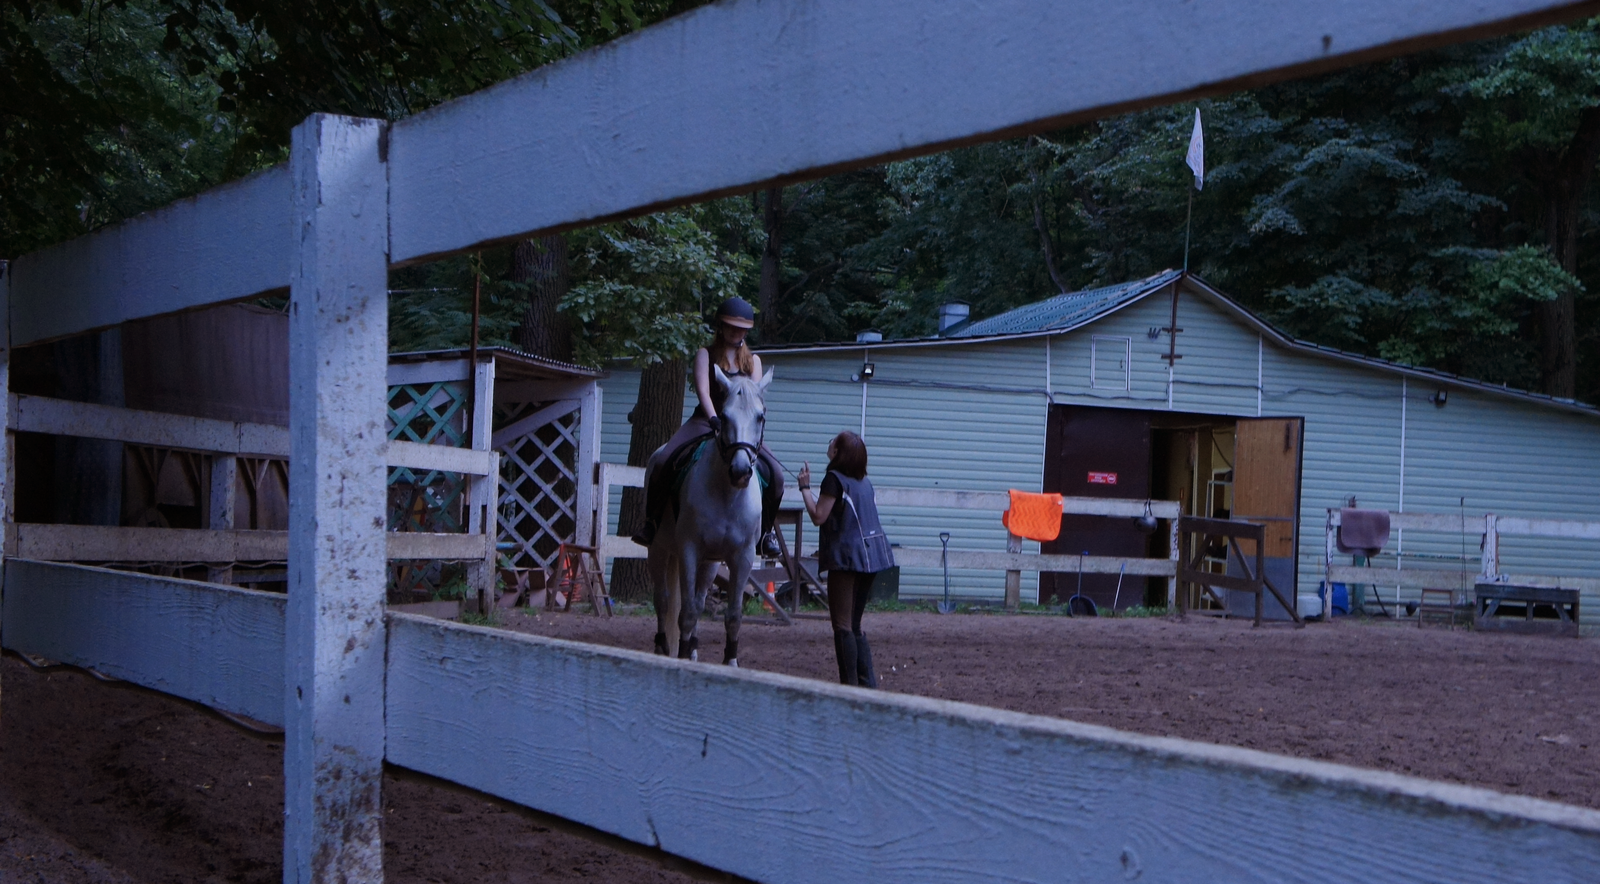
left=758, top=366, right=775, bottom=393
left=711, top=364, right=730, bottom=390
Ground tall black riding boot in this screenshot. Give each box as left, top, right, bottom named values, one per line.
left=854, top=632, right=878, bottom=688
left=831, top=629, right=858, bottom=686
left=630, top=466, right=670, bottom=546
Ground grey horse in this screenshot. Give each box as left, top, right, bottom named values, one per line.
left=647, top=365, right=772, bottom=665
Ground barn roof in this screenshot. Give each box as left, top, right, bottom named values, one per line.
left=949, top=269, right=1183, bottom=338
left=756, top=272, right=1600, bottom=420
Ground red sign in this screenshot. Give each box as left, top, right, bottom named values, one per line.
left=1087, top=471, right=1118, bottom=485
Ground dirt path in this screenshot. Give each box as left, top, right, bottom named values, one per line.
left=2, top=611, right=1595, bottom=882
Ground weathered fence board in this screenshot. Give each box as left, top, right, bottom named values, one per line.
left=1, top=560, right=284, bottom=725
left=1327, top=565, right=1479, bottom=591
left=12, top=394, right=291, bottom=456
left=385, top=614, right=1600, bottom=884
left=7, top=524, right=485, bottom=563
left=8, top=164, right=292, bottom=346
left=893, top=548, right=1175, bottom=576
left=386, top=0, right=1593, bottom=264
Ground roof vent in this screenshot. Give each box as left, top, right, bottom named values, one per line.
left=937, top=301, right=970, bottom=334
left=855, top=329, right=884, bottom=343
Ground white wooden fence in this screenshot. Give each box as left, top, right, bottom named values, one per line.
left=6, top=1, right=1600, bottom=881
left=1324, top=509, right=1600, bottom=600
left=596, top=462, right=1183, bottom=608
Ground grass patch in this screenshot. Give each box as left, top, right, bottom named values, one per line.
left=457, top=609, right=500, bottom=627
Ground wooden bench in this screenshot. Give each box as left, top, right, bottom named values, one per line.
left=1474, top=583, right=1580, bottom=637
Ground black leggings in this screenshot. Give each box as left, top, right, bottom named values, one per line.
left=827, top=570, right=875, bottom=634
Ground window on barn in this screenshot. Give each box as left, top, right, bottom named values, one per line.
left=1091, top=335, right=1132, bottom=391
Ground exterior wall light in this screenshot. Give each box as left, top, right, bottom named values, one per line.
left=852, top=362, right=876, bottom=382
left=1431, top=389, right=1448, bottom=408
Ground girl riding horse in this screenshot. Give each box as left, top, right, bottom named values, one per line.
left=633, top=297, right=784, bottom=550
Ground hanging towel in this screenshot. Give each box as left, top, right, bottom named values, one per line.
left=1003, top=490, right=1064, bottom=542
left=1337, top=509, right=1391, bottom=556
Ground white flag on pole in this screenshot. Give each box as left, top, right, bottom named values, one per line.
left=1186, top=109, right=1204, bottom=190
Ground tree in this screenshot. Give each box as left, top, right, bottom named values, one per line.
left=558, top=206, right=751, bottom=600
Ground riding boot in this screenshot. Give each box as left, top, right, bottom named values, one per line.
left=831, top=629, right=858, bottom=686
left=757, top=454, right=782, bottom=539
left=854, top=632, right=878, bottom=688
left=630, top=461, right=675, bottom=546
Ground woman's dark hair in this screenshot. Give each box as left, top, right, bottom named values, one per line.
left=827, top=431, right=868, bottom=480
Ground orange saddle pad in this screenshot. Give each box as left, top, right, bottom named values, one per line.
left=1002, top=490, right=1063, bottom=542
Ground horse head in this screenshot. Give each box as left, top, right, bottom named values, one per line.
left=711, top=365, right=773, bottom=489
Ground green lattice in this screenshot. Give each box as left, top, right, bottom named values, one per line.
left=386, top=382, right=469, bottom=534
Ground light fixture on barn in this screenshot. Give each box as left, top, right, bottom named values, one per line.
left=1431, top=389, right=1448, bottom=408
left=852, top=362, right=876, bottom=382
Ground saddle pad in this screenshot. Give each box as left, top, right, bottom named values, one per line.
left=667, top=437, right=768, bottom=515
left=1337, top=508, right=1391, bottom=555
left=1003, top=490, right=1064, bottom=542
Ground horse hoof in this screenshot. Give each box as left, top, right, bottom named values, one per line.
left=690, top=649, right=699, bottom=662
left=653, top=632, right=668, bottom=655
left=726, top=658, right=739, bottom=668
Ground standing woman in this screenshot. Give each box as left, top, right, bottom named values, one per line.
left=633, top=297, right=784, bottom=547
left=797, top=431, right=894, bottom=687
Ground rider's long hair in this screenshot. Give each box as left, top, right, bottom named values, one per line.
left=711, top=323, right=757, bottom=375
left=827, top=431, right=868, bottom=480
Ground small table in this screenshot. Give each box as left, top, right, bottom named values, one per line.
left=1474, top=583, right=1580, bottom=637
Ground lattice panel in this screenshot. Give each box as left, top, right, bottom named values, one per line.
left=497, top=407, right=579, bottom=570
left=387, top=381, right=469, bottom=535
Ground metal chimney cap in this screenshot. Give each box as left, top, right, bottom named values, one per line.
left=937, top=301, right=971, bottom=332
left=855, top=328, right=884, bottom=343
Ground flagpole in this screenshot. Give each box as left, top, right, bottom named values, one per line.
left=1183, top=186, right=1193, bottom=273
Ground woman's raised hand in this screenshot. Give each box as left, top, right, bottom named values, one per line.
left=797, top=462, right=811, bottom=490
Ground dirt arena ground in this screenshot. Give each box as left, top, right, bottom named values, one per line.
left=3, top=609, right=1596, bottom=883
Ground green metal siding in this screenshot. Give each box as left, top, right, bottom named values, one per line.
left=762, top=345, right=1049, bottom=602
left=595, top=288, right=1600, bottom=616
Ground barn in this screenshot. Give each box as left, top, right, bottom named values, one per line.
left=599, top=270, right=1600, bottom=618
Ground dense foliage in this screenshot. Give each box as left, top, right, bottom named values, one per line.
left=5, top=5, right=1598, bottom=401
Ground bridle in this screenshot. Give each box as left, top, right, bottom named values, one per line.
left=717, top=417, right=764, bottom=464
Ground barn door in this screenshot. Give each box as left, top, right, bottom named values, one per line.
left=1040, top=405, right=1151, bottom=608
left=1231, top=417, right=1304, bottom=617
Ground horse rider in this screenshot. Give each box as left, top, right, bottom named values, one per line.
left=632, top=297, right=784, bottom=552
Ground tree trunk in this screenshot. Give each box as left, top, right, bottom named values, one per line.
left=758, top=186, right=783, bottom=337
left=610, top=357, right=687, bottom=603
left=1538, top=106, right=1600, bottom=399
left=512, top=235, right=573, bottom=362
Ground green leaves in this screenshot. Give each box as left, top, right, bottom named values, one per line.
left=561, top=207, right=752, bottom=366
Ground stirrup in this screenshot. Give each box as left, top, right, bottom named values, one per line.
left=758, top=529, right=781, bottom=559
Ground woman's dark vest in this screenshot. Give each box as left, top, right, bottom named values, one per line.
left=819, top=471, right=896, bottom=574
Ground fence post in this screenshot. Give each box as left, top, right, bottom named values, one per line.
left=574, top=382, right=602, bottom=547
left=207, top=455, right=238, bottom=583
left=1482, top=513, right=1498, bottom=582
left=285, top=113, right=389, bottom=884
left=1004, top=532, right=1021, bottom=611
left=467, top=356, right=497, bottom=611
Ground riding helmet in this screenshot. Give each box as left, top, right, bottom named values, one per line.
left=715, top=297, right=756, bottom=329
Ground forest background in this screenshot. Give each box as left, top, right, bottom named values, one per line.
left=5, top=1, right=1599, bottom=437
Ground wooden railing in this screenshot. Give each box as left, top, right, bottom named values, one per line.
left=6, top=393, right=498, bottom=569
left=1323, top=509, right=1600, bottom=614
left=595, top=462, right=1182, bottom=610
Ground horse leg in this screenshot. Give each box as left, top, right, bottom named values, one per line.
left=676, top=548, right=704, bottom=661
left=723, top=555, right=755, bottom=666
left=649, top=548, right=677, bottom=656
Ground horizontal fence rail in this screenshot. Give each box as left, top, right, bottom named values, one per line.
left=2, top=560, right=286, bottom=725
left=1324, top=509, right=1600, bottom=599
left=593, top=462, right=1180, bottom=576
left=6, top=525, right=490, bottom=563
left=10, top=394, right=496, bottom=475
left=385, top=613, right=1600, bottom=884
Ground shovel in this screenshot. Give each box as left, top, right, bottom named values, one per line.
left=937, top=531, right=955, bottom=614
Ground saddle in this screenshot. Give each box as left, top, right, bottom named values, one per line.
left=663, top=434, right=768, bottom=516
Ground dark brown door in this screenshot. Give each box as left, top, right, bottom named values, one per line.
left=1231, top=417, right=1305, bottom=617
left=1040, top=406, right=1151, bottom=608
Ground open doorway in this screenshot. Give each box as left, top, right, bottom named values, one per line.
left=1041, top=405, right=1304, bottom=613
